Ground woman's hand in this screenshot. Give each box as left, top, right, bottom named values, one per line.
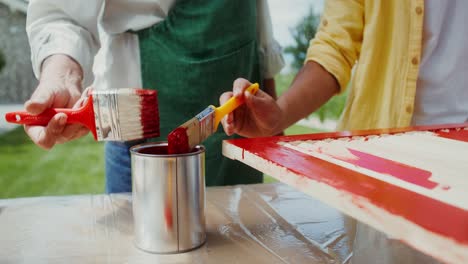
left=219, top=78, right=284, bottom=138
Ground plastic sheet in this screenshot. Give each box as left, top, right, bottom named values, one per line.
left=0, top=183, right=352, bottom=263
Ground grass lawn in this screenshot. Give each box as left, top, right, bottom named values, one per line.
left=0, top=124, right=323, bottom=198
left=0, top=127, right=105, bottom=198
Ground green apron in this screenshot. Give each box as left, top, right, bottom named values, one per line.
left=137, top=0, right=263, bottom=186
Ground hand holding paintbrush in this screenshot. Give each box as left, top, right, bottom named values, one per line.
left=17, top=54, right=87, bottom=149
left=4, top=54, right=160, bottom=148
left=5, top=88, right=160, bottom=144
left=168, top=83, right=259, bottom=154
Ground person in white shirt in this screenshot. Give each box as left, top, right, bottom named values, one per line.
left=25, top=0, right=285, bottom=192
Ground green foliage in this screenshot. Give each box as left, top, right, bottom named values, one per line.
left=279, top=7, right=347, bottom=122
left=314, top=91, right=347, bottom=122
left=275, top=73, right=347, bottom=121
left=275, top=72, right=295, bottom=96
left=284, top=7, right=320, bottom=71
left=0, top=127, right=105, bottom=198
left=0, top=50, right=5, bottom=73
left=284, top=124, right=323, bottom=135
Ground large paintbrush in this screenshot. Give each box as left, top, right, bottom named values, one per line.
left=5, top=88, right=159, bottom=141
left=168, top=83, right=259, bottom=154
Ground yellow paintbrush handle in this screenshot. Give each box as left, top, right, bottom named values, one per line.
left=213, top=83, right=259, bottom=131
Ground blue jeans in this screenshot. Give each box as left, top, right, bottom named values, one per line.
left=105, top=141, right=143, bottom=193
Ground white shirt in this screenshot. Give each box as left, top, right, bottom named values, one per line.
left=412, top=0, right=468, bottom=125
left=26, top=0, right=285, bottom=89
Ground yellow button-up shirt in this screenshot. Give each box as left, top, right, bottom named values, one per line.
left=306, top=0, right=424, bottom=131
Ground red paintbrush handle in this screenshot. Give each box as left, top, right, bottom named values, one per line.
left=5, top=108, right=79, bottom=126
left=4, top=97, right=97, bottom=139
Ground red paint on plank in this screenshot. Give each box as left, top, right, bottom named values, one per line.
left=265, top=123, right=468, bottom=144
left=224, top=138, right=468, bottom=245
left=325, top=148, right=438, bottom=189
left=436, top=129, right=468, bottom=143
left=442, top=185, right=451, bottom=191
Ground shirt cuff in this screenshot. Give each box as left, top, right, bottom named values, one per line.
left=259, top=40, right=285, bottom=79
left=31, top=29, right=94, bottom=87
left=305, top=41, right=352, bottom=93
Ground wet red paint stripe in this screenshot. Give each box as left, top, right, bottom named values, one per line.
left=226, top=139, right=468, bottom=245
left=331, top=148, right=438, bottom=189
left=265, top=123, right=468, bottom=144
left=436, top=129, right=468, bottom=143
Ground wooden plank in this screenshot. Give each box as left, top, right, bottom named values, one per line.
left=222, top=123, right=468, bottom=264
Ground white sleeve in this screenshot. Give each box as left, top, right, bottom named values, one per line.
left=26, top=0, right=104, bottom=87
left=257, top=0, right=285, bottom=79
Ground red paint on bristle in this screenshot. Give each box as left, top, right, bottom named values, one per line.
left=136, top=89, right=160, bottom=138
left=168, top=127, right=189, bottom=154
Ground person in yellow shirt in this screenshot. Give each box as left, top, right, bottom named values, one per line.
left=221, top=0, right=467, bottom=137
left=220, top=0, right=468, bottom=263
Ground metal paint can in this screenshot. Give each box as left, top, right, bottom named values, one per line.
left=130, top=142, right=206, bottom=253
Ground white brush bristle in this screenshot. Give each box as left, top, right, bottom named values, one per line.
left=92, top=88, right=159, bottom=141
left=117, top=91, right=145, bottom=140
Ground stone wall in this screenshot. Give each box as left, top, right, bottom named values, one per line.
left=0, top=3, right=37, bottom=103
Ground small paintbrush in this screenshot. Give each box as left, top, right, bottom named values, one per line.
left=5, top=88, right=159, bottom=141
left=168, top=83, right=259, bottom=154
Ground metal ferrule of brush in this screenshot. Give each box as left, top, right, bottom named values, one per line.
left=92, top=89, right=126, bottom=141
left=195, top=106, right=215, bottom=143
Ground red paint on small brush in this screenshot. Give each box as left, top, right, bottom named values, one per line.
left=168, top=127, right=189, bottom=154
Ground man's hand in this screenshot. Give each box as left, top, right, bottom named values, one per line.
left=24, top=54, right=89, bottom=149
left=219, top=78, right=284, bottom=138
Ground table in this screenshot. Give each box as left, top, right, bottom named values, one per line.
left=223, top=123, right=468, bottom=264
left=0, top=183, right=354, bottom=263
